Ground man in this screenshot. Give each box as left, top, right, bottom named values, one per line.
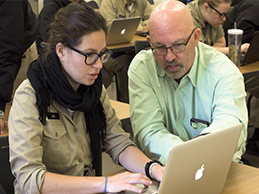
left=0, top=0, right=38, bottom=134
left=99, top=0, right=152, bottom=103
left=128, top=0, right=248, bottom=164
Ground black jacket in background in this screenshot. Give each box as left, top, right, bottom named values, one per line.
left=223, top=0, right=259, bottom=45
left=0, top=0, right=38, bottom=111
left=36, top=0, right=73, bottom=56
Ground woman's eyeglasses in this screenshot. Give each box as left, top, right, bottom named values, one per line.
left=208, top=4, right=228, bottom=20
left=69, top=47, right=113, bottom=66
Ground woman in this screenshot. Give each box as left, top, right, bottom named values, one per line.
left=8, top=3, right=164, bottom=194
left=187, top=0, right=249, bottom=55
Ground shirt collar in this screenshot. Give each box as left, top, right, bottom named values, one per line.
left=186, top=46, right=199, bottom=88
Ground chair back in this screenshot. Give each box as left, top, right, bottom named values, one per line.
left=134, top=40, right=151, bottom=54
left=87, top=0, right=99, bottom=9
left=0, top=136, right=15, bottom=194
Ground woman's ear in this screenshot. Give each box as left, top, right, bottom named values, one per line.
left=203, top=3, right=209, bottom=12
left=56, top=42, right=65, bottom=59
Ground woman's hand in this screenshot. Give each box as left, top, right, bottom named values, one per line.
left=241, top=43, right=250, bottom=54
left=106, top=171, right=153, bottom=193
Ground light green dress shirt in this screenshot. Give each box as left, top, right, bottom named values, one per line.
left=100, top=0, right=152, bottom=32
left=128, top=42, right=248, bottom=165
left=187, top=1, right=224, bottom=46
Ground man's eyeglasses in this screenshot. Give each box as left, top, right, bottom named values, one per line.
left=208, top=4, right=227, bottom=20
left=151, top=28, right=197, bottom=56
left=69, top=46, right=113, bottom=66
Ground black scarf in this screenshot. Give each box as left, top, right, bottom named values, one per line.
left=27, top=52, right=106, bottom=176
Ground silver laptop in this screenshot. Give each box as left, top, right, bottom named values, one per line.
left=106, top=17, right=141, bottom=46
left=241, top=31, right=259, bottom=66
left=122, top=123, right=243, bottom=194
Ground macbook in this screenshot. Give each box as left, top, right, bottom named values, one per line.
left=106, top=17, right=141, bottom=46
left=122, top=123, right=243, bottom=194
left=240, top=31, right=259, bottom=66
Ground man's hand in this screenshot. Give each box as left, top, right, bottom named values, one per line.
left=0, top=118, right=8, bottom=134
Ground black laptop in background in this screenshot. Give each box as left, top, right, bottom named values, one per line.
left=240, top=31, right=259, bottom=66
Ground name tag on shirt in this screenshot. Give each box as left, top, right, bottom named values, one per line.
left=47, top=112, right=60, bottom=120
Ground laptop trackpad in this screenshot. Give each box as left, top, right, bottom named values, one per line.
left=123, top=181, right=159, bottom=194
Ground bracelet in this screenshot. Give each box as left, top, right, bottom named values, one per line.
left=145, top=160, right=163, bottom=180
left=104, top=176, right=107, bottom=193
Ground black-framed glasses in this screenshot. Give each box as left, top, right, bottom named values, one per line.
left=151, top=28, right=197, bottom=56
left=208, top=4, right=227, bottom=20
left=69, top=46, right=113, bottom=66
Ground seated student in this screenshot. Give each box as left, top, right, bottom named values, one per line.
left=8, top=3, right=164, bottom=194
left=128, top=0, right=248, bottom=165
left=223, top=0, right=259, bottom=155
left=99, top=0, right=153, bottom=103
left=187, top=0, right=249, bottom=55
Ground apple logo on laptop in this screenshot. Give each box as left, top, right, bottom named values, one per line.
left=195, top=164, right=205, bottom=180
left=121, top=28, right=126, bottom=35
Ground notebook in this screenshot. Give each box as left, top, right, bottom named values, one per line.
left=122, top=123, right=243, bottom=194
left=240, top=31, right=259, bottom=66
left=106, top=17, right=141, bottom=46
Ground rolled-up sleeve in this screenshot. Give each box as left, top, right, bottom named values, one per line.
left=9, top=80, right=47, bottom=194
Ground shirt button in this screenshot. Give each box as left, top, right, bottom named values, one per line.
left=55, top=132, right=58, bottom=137
left=73, top=128, right=77, bottom=133
left=78, top=158, right=83, bottom=163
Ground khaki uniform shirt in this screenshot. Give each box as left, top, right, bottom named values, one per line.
left=8, top=79, right=134, bottom=194
left=187, top=1, right=224, bottom=46
left=100, top=0, right=153, bottom=32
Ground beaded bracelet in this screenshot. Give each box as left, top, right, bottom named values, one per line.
left=104, top=176, right=107, bottom=193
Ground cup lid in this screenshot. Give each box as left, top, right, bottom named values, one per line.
left=228, top=29, right=243, bottom=35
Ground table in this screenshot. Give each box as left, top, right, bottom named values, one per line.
left=222, top=162, right=259, bottom=193
left=107, top=35, right=147, bottom=53
left=110, top=100, right=130, bottom=120
left=239, top=60, right=259, bottom=78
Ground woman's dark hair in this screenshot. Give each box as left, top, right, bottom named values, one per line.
left=48, top=2, right=108, bottom=51
left=198, top=0, right=232, bottom=7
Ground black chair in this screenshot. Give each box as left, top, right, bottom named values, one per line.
left=134, top=40, right=151, bottom=54
left=0, top=184, right=6, bottom=194
left=147, top=0, right=154, bottom=4
left=87, top=0, right=99, bottom=9
left=0, top=136, right=15, bottom=194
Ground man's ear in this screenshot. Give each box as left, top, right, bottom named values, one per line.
left=56, top=42, right=65, bottom=59
left=147, top=35, right=151, bottom=44
left=194, top=28, right=201, bottom=46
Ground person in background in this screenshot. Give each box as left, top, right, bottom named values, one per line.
left=223, top=0, right=259, bottom=156
left=8, top=3, right=164, bottom=194
left=0, top=0, right=38, bottom=134
left=36, top=0, right=83, bottom=56
left=223, top=0, right=259, bottom=45
left=128, top=0, right=247, bottom=165
left=187, top=0, right=249, bottom=55
left=99, top=0, right=153, bottom=103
